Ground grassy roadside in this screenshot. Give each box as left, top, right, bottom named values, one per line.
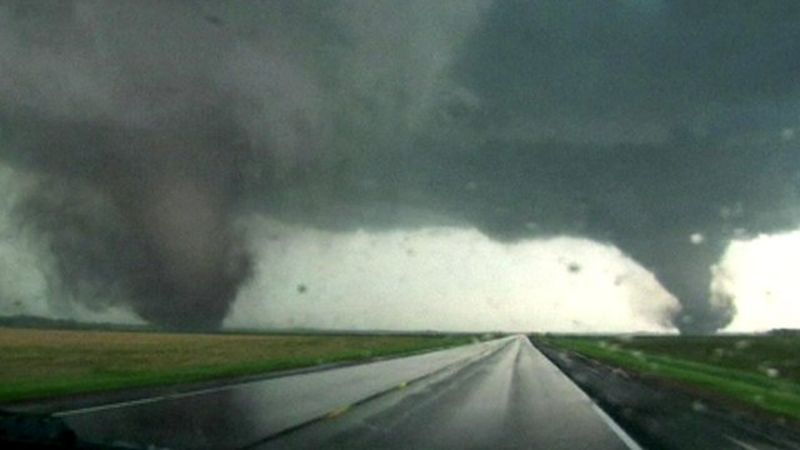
left=0, top=327, right=475, bottom=404
left=543, top=336, right=800, bottom=421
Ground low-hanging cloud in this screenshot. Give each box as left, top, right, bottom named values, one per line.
left=0, top=1, right=799, bottom=332
left=227, top=218, right=679, bottom=333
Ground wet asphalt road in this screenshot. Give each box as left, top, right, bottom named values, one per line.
left=259, top=335, right=635, bottom=450
left=52, top=336, right=638, bottom=449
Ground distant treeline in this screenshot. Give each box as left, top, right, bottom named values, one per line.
left=768, top=328, right=800, bottom=337
left=0, top=315, right=153, bottom=332
left=0, top=314, right=494, bottom=338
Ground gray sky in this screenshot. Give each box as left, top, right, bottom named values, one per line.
left=1, top=1, right=800, bottom=332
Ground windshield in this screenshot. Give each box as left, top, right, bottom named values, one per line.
left=1, top=1, right=800, bottom=449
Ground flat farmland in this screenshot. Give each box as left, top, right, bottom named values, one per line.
left=0, top=327, right=472, bottom=403
left=542, top=334, right=800, bottom=420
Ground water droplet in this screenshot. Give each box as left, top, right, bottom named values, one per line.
left=692, top=400, right=707, bottom=412
left=689, top=233, right=705, bottom=244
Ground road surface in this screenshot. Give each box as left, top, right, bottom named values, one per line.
left=50, top=336, right=638, bottom=449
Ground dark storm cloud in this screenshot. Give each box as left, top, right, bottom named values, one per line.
left=0, top=0, right=330, bottom=328
left=1, top=0, right=799, bottom=332
left=0, top=0, right=485, bottom=329
left=424, top=0, right=800, bottom=332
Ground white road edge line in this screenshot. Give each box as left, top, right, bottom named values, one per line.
left=724, top=434, right=763, bottom=450
left=590, top=403, right=643, bottom=450
left=53, top=383, right=242, bottom=417
left=520, top=336, right=643, bottom=450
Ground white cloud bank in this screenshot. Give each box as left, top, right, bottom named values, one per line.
left=226, top=218, right=680, bottom=333
left=717, top=230, right=800, bottom=333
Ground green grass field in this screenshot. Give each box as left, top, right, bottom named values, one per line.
left=0, top=327, right=473, bottom=404
left=542, top=334, right=800, bottom=421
